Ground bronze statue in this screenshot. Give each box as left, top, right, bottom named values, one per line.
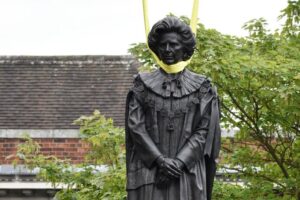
left=125, top=16, right=221, bottom=200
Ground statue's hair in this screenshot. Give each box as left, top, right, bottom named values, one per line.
left=148, top=16, right=196, bottom=61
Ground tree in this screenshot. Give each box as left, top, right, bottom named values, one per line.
left=129, top=1, right=300, bottom=199
left=14, top=110, right=127, bottom=200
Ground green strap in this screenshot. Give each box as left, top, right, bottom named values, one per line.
left=190, top=0, right=200, bottom=34
left=142, top=0, right=199, bottom=73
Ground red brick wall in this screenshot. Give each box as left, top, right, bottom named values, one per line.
left=0, top=138, right=90, bottom=164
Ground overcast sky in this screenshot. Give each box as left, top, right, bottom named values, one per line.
left=0, top=0, right=287, bottom=55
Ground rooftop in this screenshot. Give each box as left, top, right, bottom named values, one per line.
left=0, top=56, right=139, bottom=129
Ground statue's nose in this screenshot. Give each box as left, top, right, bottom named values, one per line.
left=165, top=43, right=171, bottom=52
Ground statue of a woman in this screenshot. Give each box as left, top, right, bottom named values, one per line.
left=125, top=16, right=221, bottom=200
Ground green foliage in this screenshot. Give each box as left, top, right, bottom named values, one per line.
left=129, top=1, right=300, bottom=198
left=74, top=110, right=125, bottom=167
left=14, top=110, right=126, bottom=200
left=213, top=181, right=296, bottom=200
left=279, top=0, right=300, bottom=37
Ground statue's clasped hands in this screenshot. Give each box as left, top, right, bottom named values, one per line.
left=155, top=156, right=184, bottom=187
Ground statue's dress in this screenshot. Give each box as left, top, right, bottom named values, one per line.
left=125, top=69, right=221, bottom=200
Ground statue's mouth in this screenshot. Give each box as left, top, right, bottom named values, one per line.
left=163, top=56, right=174, bottom=61
left=162, top=53, right=174, bottom=59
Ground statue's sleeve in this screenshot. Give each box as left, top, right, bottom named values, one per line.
left=127, top=89, right=163, bottom=168
left=176, top=85, right=220, bottom=171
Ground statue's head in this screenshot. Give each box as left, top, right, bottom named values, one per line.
left=148, top=16, right=196, bottom=65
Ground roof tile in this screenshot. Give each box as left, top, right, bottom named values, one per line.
left=0, top=56, right=138, bottom=129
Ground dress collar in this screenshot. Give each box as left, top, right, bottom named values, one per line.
left=139, top=68, right=207, bottom=98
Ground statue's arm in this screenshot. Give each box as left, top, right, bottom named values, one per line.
left=176, top=91, right=214, bottom=170
left=128, top=94, right=163, bottom=168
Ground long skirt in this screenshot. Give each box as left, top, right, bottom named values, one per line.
left=127, top=160, right=207, bottom=200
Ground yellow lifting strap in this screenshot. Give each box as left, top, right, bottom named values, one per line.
left=142, top=0, right=199, bottom=74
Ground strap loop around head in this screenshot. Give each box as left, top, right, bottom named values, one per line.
left=142, top=0, right=199, bottom=73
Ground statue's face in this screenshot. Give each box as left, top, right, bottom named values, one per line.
left=157, top=32, right=184, bottom=65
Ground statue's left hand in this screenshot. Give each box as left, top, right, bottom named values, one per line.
left=155, top=159, right=185, bottom=188
left=156, top=156, right=183, bottom=179
left=173, top=158, right=185, bottom=170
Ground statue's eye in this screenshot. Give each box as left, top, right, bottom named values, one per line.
left=158, top=43, right=167, bottom=49
left=158, top=42, right=180, bottom=50
left=170, top=42, right=180, bottom=48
